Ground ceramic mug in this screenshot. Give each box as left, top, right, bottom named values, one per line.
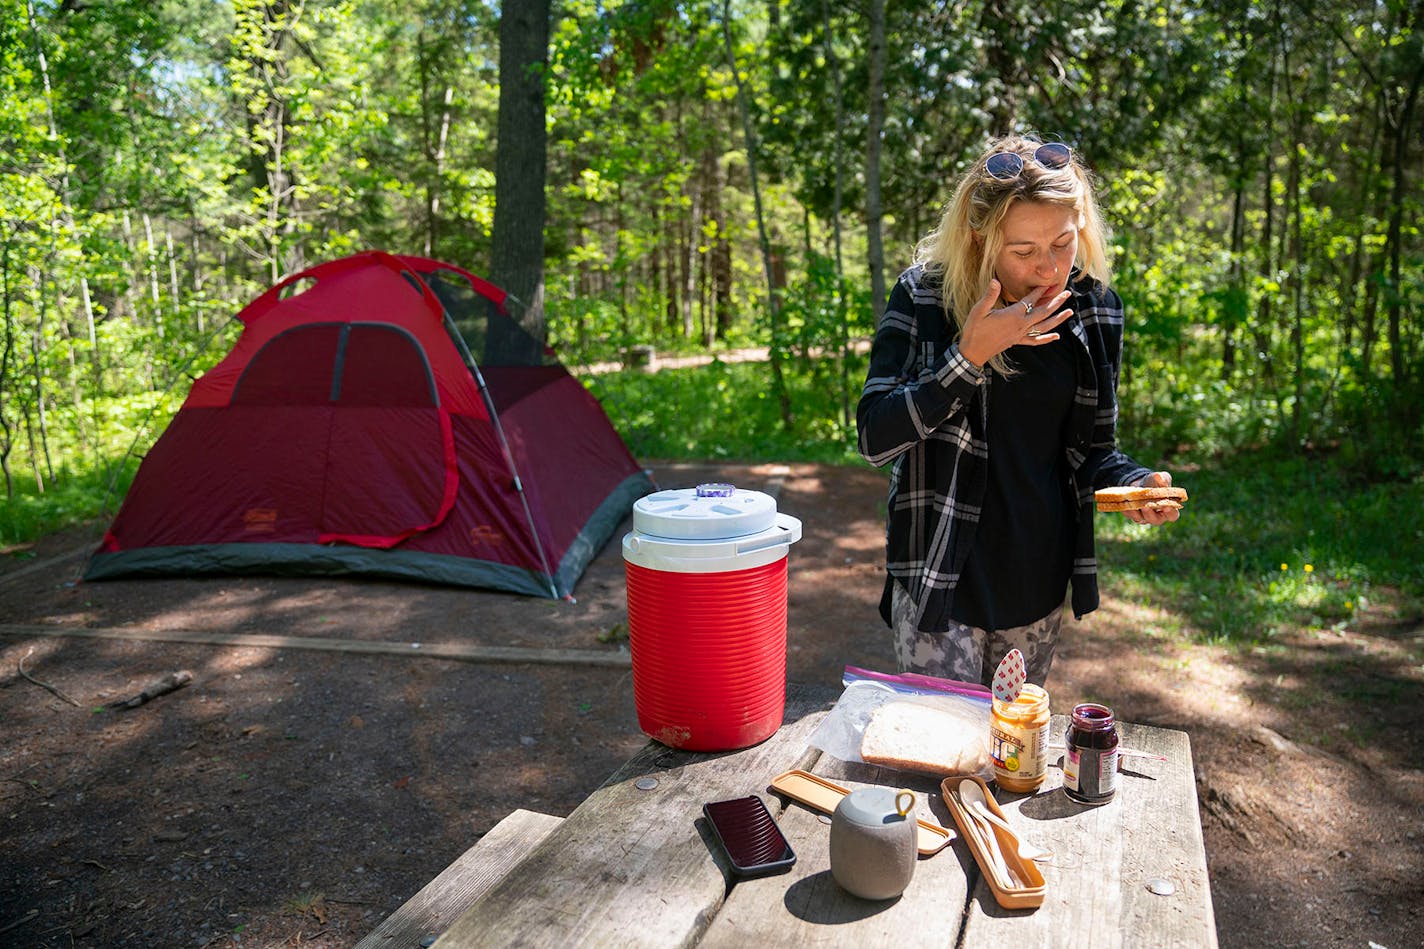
left=829, top=787, right=917, bottom=900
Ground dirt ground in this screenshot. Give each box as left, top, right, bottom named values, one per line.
left=1, top=460, right=1420, bottom=948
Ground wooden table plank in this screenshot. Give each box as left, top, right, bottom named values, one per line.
left=701, top=758, right=972, bottom=948
left=356, top=809, right=563, bottom=949
left=959, top=717, right=1217, bottom=949
left=434, top=686, right=837, bottom=948
left=432, top=691, right=1215, bottom=948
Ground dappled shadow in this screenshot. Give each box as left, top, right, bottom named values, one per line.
left=0, top=630, right=646, bottom=945
left=4, top=459, right=1419, bottom=947
left=0, top=460, right=883, bottom=945
left=1049, top=579, right=1423, bottom=949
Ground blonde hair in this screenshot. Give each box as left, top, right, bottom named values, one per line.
left=915, top=134, right=1112, bottom=375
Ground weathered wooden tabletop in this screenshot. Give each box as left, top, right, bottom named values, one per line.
left=432, top=684, right=1217, bottom=948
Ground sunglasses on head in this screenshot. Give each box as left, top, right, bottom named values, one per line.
left=984, top=142, right=1073, bottom=180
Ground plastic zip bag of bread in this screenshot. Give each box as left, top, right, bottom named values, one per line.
left=807, top=666, right=994, bottom=778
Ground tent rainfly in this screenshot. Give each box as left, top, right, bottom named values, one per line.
left=86, top=250, right=653, bottom=598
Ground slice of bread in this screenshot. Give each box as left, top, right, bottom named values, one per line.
left=1097, top=498, right=1183, bottom=513
left=1095, top=485, right=1188, bottom=504
left=1095, top=485, right=1188, bottom=512
left=860, top=700, right=989, bottom=776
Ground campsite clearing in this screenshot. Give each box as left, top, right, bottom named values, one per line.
left=1, top=461, right=1420, bottom=948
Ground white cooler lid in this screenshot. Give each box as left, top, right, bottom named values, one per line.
left=631, top=483, right=778, bottom=540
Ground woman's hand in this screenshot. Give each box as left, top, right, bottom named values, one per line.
left=1123, top=470, right=1180, bottom=526
left=957, top=279, right=1073, bottom=369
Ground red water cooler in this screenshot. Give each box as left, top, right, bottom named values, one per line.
left=622, top=483, right=803, bottom=751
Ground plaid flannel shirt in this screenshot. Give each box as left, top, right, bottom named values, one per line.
left=857, top=263, right=1151, bottom=632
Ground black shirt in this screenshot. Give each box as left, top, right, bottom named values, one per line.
left=949, top=336, right=1078, bottom=630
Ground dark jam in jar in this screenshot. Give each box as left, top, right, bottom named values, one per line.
left=1062, top=703, right=1119, bottom=804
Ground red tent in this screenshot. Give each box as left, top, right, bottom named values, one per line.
left=86, top=250, right=652, bottom=597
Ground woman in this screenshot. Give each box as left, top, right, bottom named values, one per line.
left=856, top=134, right=1179, bottom=688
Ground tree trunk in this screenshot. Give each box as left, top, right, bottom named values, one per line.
left=721, top=0, right=791, bottom=428
left=80, top=266, right=95, bottom=347
left=705, top=122, right=731, bottom=342
left=189, top=219, right=205, bottom=335
left=489, top=0, right=551, bottom=365
left=26, top=0, right=94, bottom=383
left=26, top=265, right=53, bottom=489
left=235, top=1, right=301, bottom=281
left=1384, top=59, right=1422, bottom=391
left=978, top=0, right=1021, bottom=135
left=142, top=214, right=163, bottom=335
left=1287, top=115, right=1304, bottom=445
left=1, top=231, right=18, bottom=497
left=165, top=227, right=180, bottom=320
left=865, top=0, right=888, bottom=323
left=701, top=236, right=713, bottom=347
left=1254, top=29, right=1278, bottom=399
left=426, top=85, right=455, bottom=258
left=1344, top=91, right=1386, bottom=355
left=682, top=161, right=699, bottom=340
left=1278, top=26, right=1305, bottom=447
left=1224, top=172, right=1244, bottom=381
left=713, top=234, right=732, bottom=343
left=120, top=212, right=137, bottom=322
left=615, top=183, right=631, bottom=351
left=822, top=0, right=851, bottom=428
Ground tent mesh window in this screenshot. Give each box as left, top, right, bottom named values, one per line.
left=422, top=270, right=552, bottom=369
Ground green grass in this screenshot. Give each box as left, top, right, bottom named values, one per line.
left=0, top=464, right=135, bottom=549
left=591, top=358, right=1423, bottom=647
left=1, top=386, right=173, bottom=548
left=586, top=356, right=865, bottom=465
left=1094, top=452, right=1424, bottom=645
left=6, top=356, right=1423, bottom=658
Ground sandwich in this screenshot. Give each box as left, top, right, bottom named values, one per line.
left=1095, top=484, right=1189, bottom=513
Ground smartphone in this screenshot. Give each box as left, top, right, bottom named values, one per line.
left=702, top=795, right=797, bottom=877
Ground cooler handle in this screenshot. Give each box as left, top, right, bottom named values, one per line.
left=733, top=513, right=803, bottom=555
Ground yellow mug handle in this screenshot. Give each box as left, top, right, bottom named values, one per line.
left=895, top=789, right=915, bottom=817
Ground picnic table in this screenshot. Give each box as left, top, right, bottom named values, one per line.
left=358, top=683, right=1217, bottom=948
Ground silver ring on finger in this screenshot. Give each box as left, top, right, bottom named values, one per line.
left=1023, top=300, right=1035, bottom=316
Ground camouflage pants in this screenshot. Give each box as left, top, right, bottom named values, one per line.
left=890, top=582, right=1063, bottom=688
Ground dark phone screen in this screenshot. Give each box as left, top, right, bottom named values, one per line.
left=703, top=796, right=795, bottom=875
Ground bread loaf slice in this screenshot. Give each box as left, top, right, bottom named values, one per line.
left=860, top=700, right=989, bottom=776
left=1097, top=498, right=1183, bottom=512
left=1095, top=485, right=1188, bottom=512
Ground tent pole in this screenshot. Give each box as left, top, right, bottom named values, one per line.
left=441, top=312, right=559, bottom=598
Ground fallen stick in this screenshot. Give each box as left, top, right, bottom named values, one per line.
left=0, top=909, right=40, bottom=936
left=105, top=670, right=193, bottom=710
left=17, top=648, right=81, bottom=707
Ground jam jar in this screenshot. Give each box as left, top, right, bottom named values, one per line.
left=1062, top=703, right=1120, bottom=804
left=990, top=683, right=1051, bottom=792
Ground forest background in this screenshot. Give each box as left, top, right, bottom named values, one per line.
left=1, top=0, right=1422, bottom=560
left=4, top=5, right=1423, bottom=945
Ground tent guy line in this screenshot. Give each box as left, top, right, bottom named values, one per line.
left=0, top=624, right=632, bottom=669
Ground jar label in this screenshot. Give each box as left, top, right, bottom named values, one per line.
left=1064, top=745, right=1119, bottom=801
left=1097, top=747, right=1120, bottom=795
left=991, top=719, right=1049, bottom=782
